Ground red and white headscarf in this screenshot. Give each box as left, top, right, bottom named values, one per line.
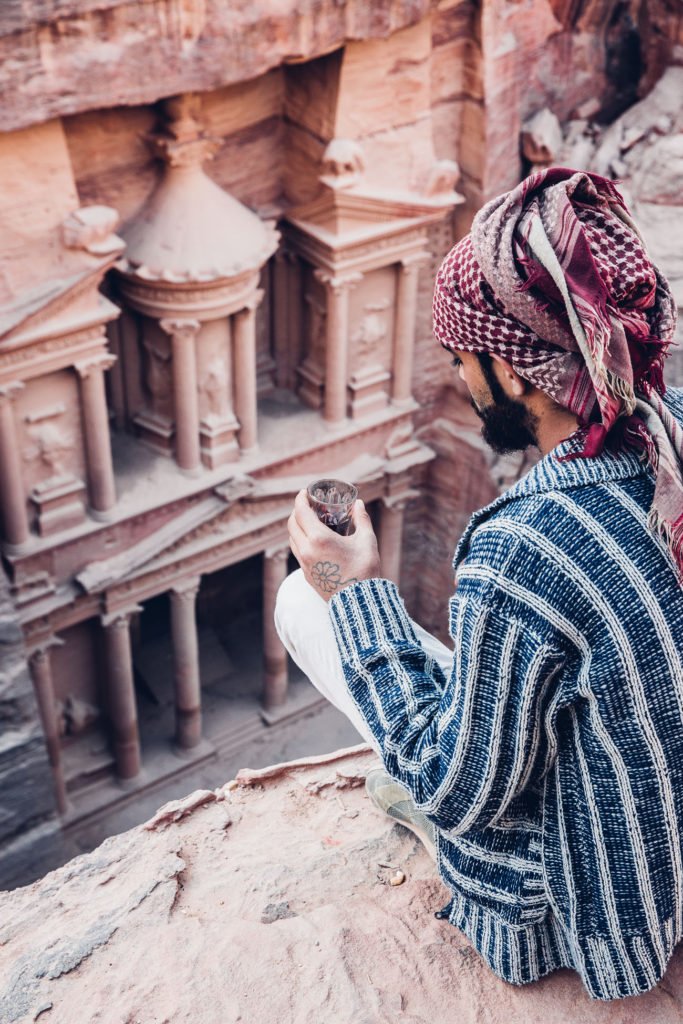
left=433, top=167, right=683, bottom=572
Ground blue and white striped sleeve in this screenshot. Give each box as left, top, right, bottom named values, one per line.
left=329, top=577, right=566, bottom=834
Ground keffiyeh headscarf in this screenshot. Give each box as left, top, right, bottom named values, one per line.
left=433, top=166, right=683, bottom=572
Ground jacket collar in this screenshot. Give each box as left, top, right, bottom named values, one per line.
left=453, top=385, right=683, bottom=568
left=453, top=434, right=647, bottom=568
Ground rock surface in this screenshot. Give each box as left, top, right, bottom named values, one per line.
left=2, top=744, right=683, bottom=1024
left=559, top=59, right=683, bottom=383
left=0, top=0, right=431, bottom=133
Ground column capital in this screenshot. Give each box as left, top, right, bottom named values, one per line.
left=381, top=489, right=419, bottom=512
left=28, top=635, right=64, bottom=662
left=159, top=318, right=201, bottom=341
left=170, top=576, right=201, bottom=601
left=237, top=288, right=265, bottom=315
left=74, top=353, right=117, bottom=379
left=274, top=247, right=293, bottom=266
left=399, top=253, right=429, bottom=275
left=101, top=605, right=143, bottom=629
left=0, top=381, right=25, bottom=404
left=264, top=544, right=290, bottom=565
left=313, top=269, right=363, bottom=294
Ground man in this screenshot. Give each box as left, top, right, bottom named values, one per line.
left=275, top=167, right=683, bottom=1000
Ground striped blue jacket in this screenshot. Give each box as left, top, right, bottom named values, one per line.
left=330, top=387, right=683, bottom=1000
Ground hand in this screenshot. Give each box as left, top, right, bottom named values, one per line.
left=288, top=489, right=382, bottom=602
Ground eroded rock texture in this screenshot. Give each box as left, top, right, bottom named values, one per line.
left=2, top=746, right=683, bottom=1024
left=556, top=62, right=683, bottom=382
left=1, top=0, right=682, bottom=880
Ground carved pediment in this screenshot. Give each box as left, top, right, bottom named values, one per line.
left=0, top=261, right=119, bottom=345
left=75, top=454, right=388, bottom=595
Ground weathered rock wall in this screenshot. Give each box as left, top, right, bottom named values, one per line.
left=2, top=746, right=682, bottom=1024
left=554, top=60, right=683, bottom=385
left=0, top=0, right=432, bottom=133
left=469, top=0, right=681, bottom=200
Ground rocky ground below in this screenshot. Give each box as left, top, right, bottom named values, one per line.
left=2, top=744, right=683, bottom=1024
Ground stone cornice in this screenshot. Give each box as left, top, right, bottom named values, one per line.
left=0, top=0, right=432, bottom=133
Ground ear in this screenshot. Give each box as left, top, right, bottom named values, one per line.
left=490, top=353, right=526, bottom=397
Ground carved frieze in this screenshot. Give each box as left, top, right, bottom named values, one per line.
left=0, top=324, right=111, bottom=377
left=116, top=274, right=263, bottom=321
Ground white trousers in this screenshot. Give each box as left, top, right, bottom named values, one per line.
left=274, top=569, right=454, bottom=754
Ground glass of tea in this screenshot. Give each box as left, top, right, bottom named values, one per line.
left=307, top=478, right=358, bottom=536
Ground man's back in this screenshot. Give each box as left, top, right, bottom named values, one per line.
left=283, top=168, right=683, bottom=1002
left=443, top=386, right=683, bottom=999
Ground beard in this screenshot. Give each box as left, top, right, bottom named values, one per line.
left=471, top=394, right=539, bottom=454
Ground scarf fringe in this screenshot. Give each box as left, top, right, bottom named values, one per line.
left=604, top=368, right=636, bottom=413
left=647, top=507, right=683, bottom=578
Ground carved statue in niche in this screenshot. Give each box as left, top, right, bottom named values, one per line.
left=57, top=695, right=100, bottom=737
left=351, top=299, right=390, bottom=368
left=200, top=357, right=230, bottom=420
left=142, top=338, right=173, bottom=419
left=23, top=422, right=73, bottom=481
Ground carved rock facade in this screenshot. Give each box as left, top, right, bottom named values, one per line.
left=0, top=0, right=681, bottom=886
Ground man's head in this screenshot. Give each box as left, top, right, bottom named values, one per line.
left=453, top=350, right=540, bottom=454
left=433, top=165, right=683, bottom=572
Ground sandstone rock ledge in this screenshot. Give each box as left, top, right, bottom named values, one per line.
left=1, top=745, right=682, bottom=1024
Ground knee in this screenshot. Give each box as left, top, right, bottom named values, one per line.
left=274, top=568, right=306, bottom=642
left=274, top=567, right=330, bottom=654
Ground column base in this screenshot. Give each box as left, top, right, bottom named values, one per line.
left=89, top=505, right=116, bottom=524
left=323, top=417, right=347, bottom=433
left=200, top=414, right=240, bottom=469
left=116, top=769, right=145, bottom=792
left=3, top=537, right=35, bottom=556
left=390, top=395, right=415, bottom=410
left=133, top=410, right=174, bottom=456
left=178, top=463, right=203, bottom=478
left=30, top=475, right=87, bottom=536
left=171, top=737, right=214, bottom=762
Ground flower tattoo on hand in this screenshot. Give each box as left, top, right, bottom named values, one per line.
left=311, top=561, right=358, bottom=594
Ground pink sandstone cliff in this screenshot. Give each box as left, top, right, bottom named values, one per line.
left=2, top=744, right=683, bottom=1024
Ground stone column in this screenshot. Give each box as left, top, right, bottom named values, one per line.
left=101, top=608, right=142, bottom=781
left=0, top=381, right=29, bottom=549
left=233, top=291, right=262, bottom=453
left=28, top=641, right=68, bottom=815
left=161, top=318, right=201, bottom=473
left=287, top=254, right=303, bottom=391
left=273, top=251, right=290, bottom=389
left=392, top=257, right=423, bottom=405
left=262, top=546, right=289, bottom=710
left=169, top=576, right=202, bottom=751
left=316, top=271, right=361, bottom=427
left=75, top=353, right=118, bottom=517
left=378, top=496, right=409, bottom=586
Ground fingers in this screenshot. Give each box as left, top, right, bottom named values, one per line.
left=289, top=531, right=303, bottom=569
left=351, top=497, right=373, bottom=532
left=293, top=489, right=326, bottom=538
left=288, top=509, right=307, bottom=552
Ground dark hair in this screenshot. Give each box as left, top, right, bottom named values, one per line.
left=476, top=352, right=507, bottom=404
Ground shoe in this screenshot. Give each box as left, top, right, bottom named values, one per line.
left=365, top=767, right=437, bottom=862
